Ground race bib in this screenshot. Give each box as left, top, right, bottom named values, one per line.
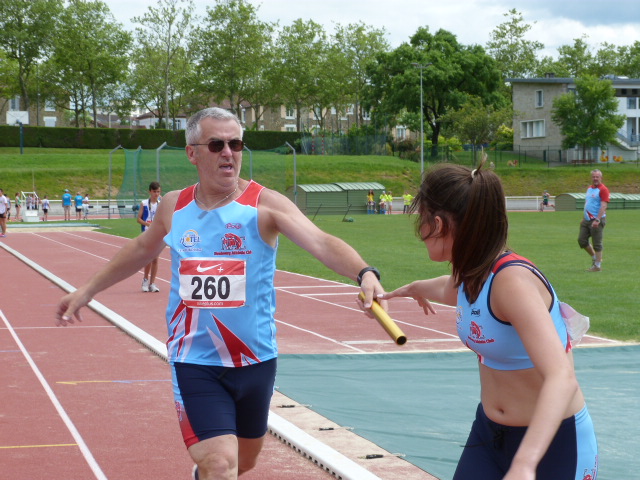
left=179, top=258, right=246, bottom=308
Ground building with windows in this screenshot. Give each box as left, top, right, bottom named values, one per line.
left=1, top=96, right=69, bottom=128
left=508, top=74, right=640, bottom=162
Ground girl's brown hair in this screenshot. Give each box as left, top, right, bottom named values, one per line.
left=411, top=161, right=508, bottom=303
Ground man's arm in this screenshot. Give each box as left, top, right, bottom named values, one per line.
left=258, top=189, right=384, bottom=307
left=55, top=191, right=177, bottom=325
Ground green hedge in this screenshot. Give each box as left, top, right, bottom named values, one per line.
left=0, top=125, right=302, bottom=151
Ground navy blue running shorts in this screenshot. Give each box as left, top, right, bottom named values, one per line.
left=453, top=403, right=598, bottom=480
left=171, top=359, right=277, bottom=448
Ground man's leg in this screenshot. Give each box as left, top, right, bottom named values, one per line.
left=578, top=220, right=597, bottom=266
left=590, top=219, right=605, bottom=270
left=188, top=435, right=239, bottom=480
left=237, top=437, right=265, bottom=475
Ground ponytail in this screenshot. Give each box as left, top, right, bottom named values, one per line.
left=413, top=160, right=508, bottom=303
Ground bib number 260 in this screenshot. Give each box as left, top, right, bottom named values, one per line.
left=179, top=259, right=246, bottom=308
left=191, top=276, right=230, bottom=300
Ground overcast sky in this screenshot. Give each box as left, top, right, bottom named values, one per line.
left=105, top=0, right=640, bottom=58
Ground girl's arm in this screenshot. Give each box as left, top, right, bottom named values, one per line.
left=491, top=267, right=580, bottom=479
left=379, top=275, right=457, bottom=315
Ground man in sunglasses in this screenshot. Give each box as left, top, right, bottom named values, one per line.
left=56, top=107, right=385, bottom=480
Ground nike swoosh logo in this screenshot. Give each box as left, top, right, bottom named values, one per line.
left=196, top=263, right=222, bottom=273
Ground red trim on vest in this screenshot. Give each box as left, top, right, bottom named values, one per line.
left=236, top=180, right=263, bottom=207
left=175, top=184, right=196, bottom=211
left=492, top=252, right=534, bottom=273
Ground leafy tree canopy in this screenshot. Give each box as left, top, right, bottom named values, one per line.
left=551, top=75, right=625, bottom=154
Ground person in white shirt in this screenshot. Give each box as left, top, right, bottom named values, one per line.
left=0, top=189, right=9, bottom=237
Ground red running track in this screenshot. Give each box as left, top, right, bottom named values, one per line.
left=0, top=230, right=615, bottom=480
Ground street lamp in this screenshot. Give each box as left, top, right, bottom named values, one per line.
left=411, top=62, right=432, bottom=176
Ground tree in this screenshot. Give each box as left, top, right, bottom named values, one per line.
left=191, top=0, right=275, bottom=119
left=0, top=0, right=63, bottom=112
left=556, top=36, right=594, bottom=78
left=332, top=22, right=389, bottom=128
left=273, top=19, right=328, bottom=132
left=486, top=9, right=544, bottom=79
left=551, top=75, right=625, bottom=158
left=617, top=41, right=640, bottom=78
left=131, top=0, right=195, bottom=129
left=365, top=27, right=504, bottom=157
left=442, top=96, right=512, bottom=164
left=51, top=0, right=132, bottom=127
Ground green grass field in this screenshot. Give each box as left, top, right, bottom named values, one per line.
left=2, top=147, right=640, bottom=199
left=90, top=210, right=640, bottom=342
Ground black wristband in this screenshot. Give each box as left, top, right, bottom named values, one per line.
left=357, top=266, right=380, bottom=285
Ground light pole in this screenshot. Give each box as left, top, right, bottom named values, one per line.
left=412, top=62, right=432, bottom=176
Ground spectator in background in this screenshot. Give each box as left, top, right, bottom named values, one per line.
left=0, top=189, right=9, bottom=237
left=402, top=190, right=414, bottom=214
left=379, top=190, right=387, bottom=215
left=14, top=193, right=21, bottom=221
left=386, top=190, right=393, bottom=214
left=42, top=195, right=50, bottom=222
left=82, top=193, right=90, bottom=220
left=62, top=189, right=72, bottom=221
left=367, top=189, right=375, bottom=214
left=137, top=182, right=162, bottom=293
left=539, top=190, right=551, bottom=211
left=74, top=192, right=84, bottom=220
left=579, top=169, right=609, bottom=272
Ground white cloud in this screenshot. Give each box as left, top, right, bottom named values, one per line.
left=104, top=0, right=640, bottom=59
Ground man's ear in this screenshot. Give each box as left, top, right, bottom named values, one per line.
left=185, top=145, right=197, bottom=166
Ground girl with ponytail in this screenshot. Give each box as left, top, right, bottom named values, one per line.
left=380, top=160, right=598, bottom=480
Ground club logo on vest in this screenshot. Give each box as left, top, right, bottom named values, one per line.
left=468, top=321, right=495, bottom=344
left=215, top=232, right=252, bottom=255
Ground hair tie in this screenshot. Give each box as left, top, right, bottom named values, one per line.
left=471, top=169, right=478, bottom=179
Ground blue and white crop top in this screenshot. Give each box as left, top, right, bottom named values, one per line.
left=456, top=252, right=571, bottom=370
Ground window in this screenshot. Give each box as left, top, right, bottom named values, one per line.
left=628, top=98, right=637, bottom=109
left=396, top=126, right=407, bottom=140
left=285, top=125, right=296, bottom=132
left=45, top=100, right=56, bottom=112
left=520, top=120, right=545, bottom=138
left=285, top=107, right=295, bottom=119
left=362, top=109, right=371, bottom=120
left=535, top=90, right=544, bottom=108
left=10, top=96, right=20, bottom=110
left=44, top=116, right=57, bottom=127
left=345, top=104, right=354, bottom=115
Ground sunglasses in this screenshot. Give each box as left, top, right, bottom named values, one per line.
left=190, top=139, right=244, bottom=153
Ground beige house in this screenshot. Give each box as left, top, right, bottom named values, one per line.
left=509, top=74, right=640, bottom=162
left=1, top=95, right=69, bottom=127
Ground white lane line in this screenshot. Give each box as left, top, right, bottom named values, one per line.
left=28, top=232, right=171, bottom=286
left=275, top=319, right=367, bottom=353
left=0, top=310, right=108, bottom=480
